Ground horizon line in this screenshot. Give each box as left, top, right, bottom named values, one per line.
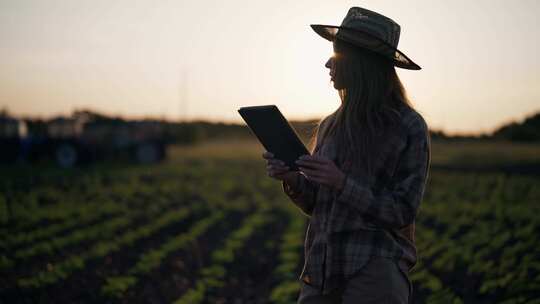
left=2, top=107, right=538, bottom=138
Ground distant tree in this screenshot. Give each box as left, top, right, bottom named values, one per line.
left=492, top=112, right=540, bottom=142
left=74, top=109, right=126, bottom=124
left=430, top=129, right=449, bottom=140
left=24, top=119, right=48, bottom=138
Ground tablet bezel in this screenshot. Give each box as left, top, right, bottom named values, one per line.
left=238, top=105, right=310, bottom=171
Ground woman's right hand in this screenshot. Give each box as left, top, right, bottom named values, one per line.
left=262, top=151, right=298, bottom=183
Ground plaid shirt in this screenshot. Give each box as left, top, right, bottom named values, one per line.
left=282, top=106, right=431, bottom=295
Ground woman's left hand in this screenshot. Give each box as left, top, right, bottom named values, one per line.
left=296, top=155, right=347, bottom=192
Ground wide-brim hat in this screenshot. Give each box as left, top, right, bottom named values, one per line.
left=311, top=7, right=421, bottom=70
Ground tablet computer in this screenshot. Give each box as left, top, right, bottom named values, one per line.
left=238, top=105, right=310, bottom=171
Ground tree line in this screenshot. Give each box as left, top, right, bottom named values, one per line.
left=6, top=109, right=540, bottom=144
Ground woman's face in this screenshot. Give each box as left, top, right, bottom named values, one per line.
left=325, top=56, right=335, bottom=81
left=325, top=53, right=343, bottom=90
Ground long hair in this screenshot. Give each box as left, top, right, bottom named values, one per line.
left=308, top=39, right=413, bottom=177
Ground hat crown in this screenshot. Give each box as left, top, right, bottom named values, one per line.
left=340, top=7, right=401, bottom=49
left=309, top=6, right=421, bottom=70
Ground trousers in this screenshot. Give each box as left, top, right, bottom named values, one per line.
left=297, top=256, right=412, bottom=304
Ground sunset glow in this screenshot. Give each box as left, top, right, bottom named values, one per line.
left=1, top=0, right=539, bottom=136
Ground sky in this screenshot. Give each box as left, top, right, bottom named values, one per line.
left=0, top=0, right=539, bottom=136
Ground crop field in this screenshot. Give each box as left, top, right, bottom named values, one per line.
left=1, top=139, right=540, bottom=303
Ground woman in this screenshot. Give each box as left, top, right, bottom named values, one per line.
left=262, top=7, right=431, bottom=304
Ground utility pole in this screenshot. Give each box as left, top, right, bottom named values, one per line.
left=179, top=67, right=189, bottom=123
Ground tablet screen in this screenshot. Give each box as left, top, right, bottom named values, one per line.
left=238, top=105, right=310, bottom=171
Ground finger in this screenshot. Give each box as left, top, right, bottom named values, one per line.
left=268, top=169, right=281, bottom=177
left=271, top=167, right=290, bottom=175
left=303, top=174, right=326, bottom=183
left=268, top=162, right=290, bottom=171
left=296, top=159, right=326, bottom=169
left=266, top=162, right=288, bottom=170
left=307, top=155, right=332, bottom=164
left=262, top=151, right=275, bottom=159
left=299, top=155, right=330, bottom=164
left=306, top=176, right=329, bottom=185
left=299, top=166, right=326, bottom=178
left=269, top=168, right=290, bottom=179
left=268, top=159, right=285, bottom=166
left=301, top=172, right=329, bottom=183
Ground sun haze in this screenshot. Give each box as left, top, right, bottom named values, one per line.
left=0, top=0, right=539, bottom=136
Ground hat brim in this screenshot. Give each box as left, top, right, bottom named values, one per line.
left=310, top=24, right=421, bottom=70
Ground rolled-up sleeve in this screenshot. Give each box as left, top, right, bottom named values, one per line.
left=282, top=173, right=320, bottom=217
left=335, top=116, right=431, bottom=230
